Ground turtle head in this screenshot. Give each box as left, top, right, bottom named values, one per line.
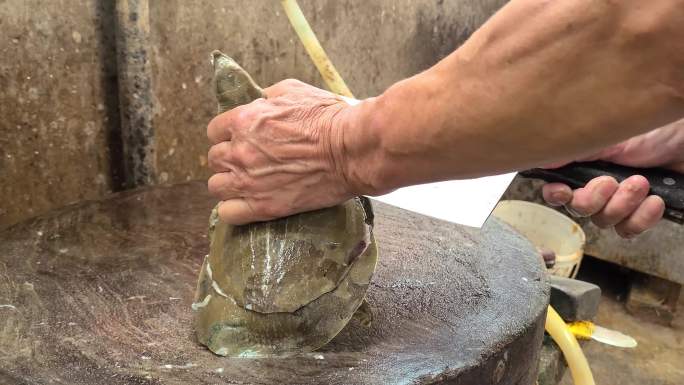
left=211, top=50, right=265, bottom=113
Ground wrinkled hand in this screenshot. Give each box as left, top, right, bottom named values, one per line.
left=206, top=79, right=358, bottom=225
left=542, top=119, right=684, bottom=238
left=543, top=175, right=664, bottom=238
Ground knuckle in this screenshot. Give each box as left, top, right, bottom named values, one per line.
left=232, top=173, right=254, bottom=191
left=207, top=174, right=225, bottom=197
left=207, top=143, right=232, bottom=171
left=280, top=78, right=302, bottom=88
left=251, top=97, right=268, bottom=106
left=600, top=175, right=619, bottom=185
left=590, top=176, right=618, bottom=197
left=627, top=174, right=648, bottom=185
left=208, top=142, right=227, bottom=161
left=207, top=113, right=230, bottom=142
left=625, top=196, right=646, bottom=209
left=232, top=144, right=259, bottom=166
left=207, top=157, right=223, bottom=173
left=623, top=175, right=649, bottom=194
left=235, top=106, right=260, bottom=128
left=232, top=103, right=260, bottom=124
left=233, top=105, right=249, bottom=123
left=592, top=175, right=618, bottom=188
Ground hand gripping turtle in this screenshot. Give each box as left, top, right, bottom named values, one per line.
left=192, top=51, right=377, bottom=357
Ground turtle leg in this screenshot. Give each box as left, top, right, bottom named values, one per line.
left=352, top=299, right=373, bottom=327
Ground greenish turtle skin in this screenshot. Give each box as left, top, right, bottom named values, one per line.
left=193, top=51, right=377, bottom=357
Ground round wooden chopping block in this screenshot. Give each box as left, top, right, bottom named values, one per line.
left=0, top=182, right=549, bottom=385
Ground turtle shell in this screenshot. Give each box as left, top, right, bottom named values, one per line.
left=208, top=197, right=374, bottom=313
left=193, top=52, right=378, bottom=356
left=193, top=197, right=377, bottom=356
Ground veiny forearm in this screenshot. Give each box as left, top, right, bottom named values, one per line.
left=342, top=0, right=684, bottom=194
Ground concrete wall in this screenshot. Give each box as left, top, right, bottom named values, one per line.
left=149, top=0, right=506, bottom=185
left=0, top=0, right=121, bottom=229
left=0, top=0, right=507, bottom=229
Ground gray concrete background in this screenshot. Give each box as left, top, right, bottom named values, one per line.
left=0, top=0, right=120, bottom=229
left=0, top=0, right=507, bottom=229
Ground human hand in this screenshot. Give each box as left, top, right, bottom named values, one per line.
left=543, top=175, right=664, bottom=238
left=542, top=119, right=684, bottom=237
left=206, top=79, right=361, bottom=225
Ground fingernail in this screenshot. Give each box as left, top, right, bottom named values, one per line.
left=624, top=182, right=642, bottom=193
left=595, top=179, right=615, bottom=198
left=552, top=190, right=571, bottom=202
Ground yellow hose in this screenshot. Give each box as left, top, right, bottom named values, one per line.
left=567, top=320, right=595, bottom=341
left=280, top=0, right=354, bottom=97
left=279, top=3, right=594, bottom=384
left=546, top=306, right=596, bottom=385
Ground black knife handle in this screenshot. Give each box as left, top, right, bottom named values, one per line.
left=520, top=161, right=684, bottom=224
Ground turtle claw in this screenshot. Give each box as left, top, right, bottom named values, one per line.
left=352, top=299, right=373, bottom=328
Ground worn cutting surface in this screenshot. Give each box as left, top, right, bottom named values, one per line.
left=0, top=182, right=548, bottom=385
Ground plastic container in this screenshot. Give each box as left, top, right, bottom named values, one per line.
left=493, top=200, right=586, bottom=278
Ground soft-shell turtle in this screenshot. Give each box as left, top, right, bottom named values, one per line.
left=193, top=51, right=378, bottom=357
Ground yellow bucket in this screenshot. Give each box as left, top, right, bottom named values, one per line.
left=493, top=200, right=586, bottom=278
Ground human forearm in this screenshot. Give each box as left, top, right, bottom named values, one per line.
left=343, top=0, right=684, bottom=194
left=207, top=0, right=684, bottom=225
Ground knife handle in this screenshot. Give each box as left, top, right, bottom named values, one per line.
left=520, top=161, right=684, bottom=224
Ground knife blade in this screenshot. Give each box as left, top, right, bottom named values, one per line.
left=372, top=175, right=517, bottom=228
